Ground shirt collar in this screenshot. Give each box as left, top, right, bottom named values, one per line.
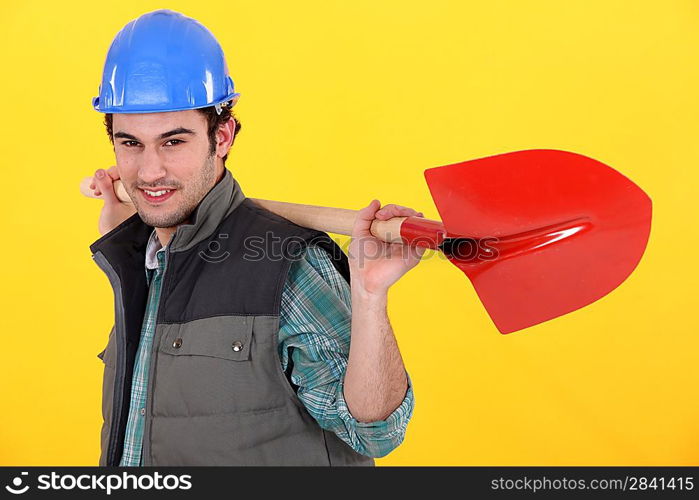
left=145, top=228, right=165, bottom=270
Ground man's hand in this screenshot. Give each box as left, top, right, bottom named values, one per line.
left=89, top=166, right=137, bottom=236
left=347, top=199, right=426, bottom=296
left=343, top=200, right=424, bottom=422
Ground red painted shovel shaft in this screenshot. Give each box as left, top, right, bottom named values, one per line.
left=399, top=217, right=448, bottom=249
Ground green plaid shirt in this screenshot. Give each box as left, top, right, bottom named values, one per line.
left=119, top=229, right=414, bottom=465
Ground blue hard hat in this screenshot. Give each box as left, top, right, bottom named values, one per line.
left=92, top=9, right=240, bottom=114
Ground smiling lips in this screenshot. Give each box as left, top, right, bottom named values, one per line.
left=140, top=188, right=176, bottom=204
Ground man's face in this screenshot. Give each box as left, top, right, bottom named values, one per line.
left=112, top=109, right=221, bottom=229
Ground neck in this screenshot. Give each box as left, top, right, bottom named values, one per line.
left=155, top=226, right=180, bottom=248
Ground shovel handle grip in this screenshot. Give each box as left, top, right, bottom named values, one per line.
left=79, top=176, right=443, bottom=247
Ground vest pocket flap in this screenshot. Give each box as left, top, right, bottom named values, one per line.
left=98, top=325, right=116, bottom=367
left=159, top=316, right=253, bottom=361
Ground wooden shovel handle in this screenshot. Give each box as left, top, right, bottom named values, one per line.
left=249, top=198, right=407, bottom=243
left=79, top=176, right=410, bottom=243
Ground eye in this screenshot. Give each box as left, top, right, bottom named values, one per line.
left=121, top=141, right=140, bottom=147
left=165, top=139, right=184, bottom=146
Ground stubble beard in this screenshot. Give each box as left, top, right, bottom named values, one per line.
left=129, top=153, right=218, bottom=229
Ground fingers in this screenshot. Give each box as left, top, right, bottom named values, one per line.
left=91, top=168, right=119, bottom=204
left=374, top=203, right=423, bottom=221
left=89, top=166, right=119, bottom=192
left=105, top=165, right=120, bottom=181
left=352, top=200, right=425, bottom=239
left=352, top=199, right=382, bottom=237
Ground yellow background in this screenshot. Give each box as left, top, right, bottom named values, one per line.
left=0, top=0, right=697, bottom=465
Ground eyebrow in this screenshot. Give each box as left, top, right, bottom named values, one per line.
left=113, top=127, right=196, bottom=141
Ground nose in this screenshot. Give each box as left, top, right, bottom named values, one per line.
left=137, top=147, right=168, bottom=185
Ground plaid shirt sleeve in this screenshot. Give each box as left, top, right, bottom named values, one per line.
left=278, top=244, right=414, bottom=459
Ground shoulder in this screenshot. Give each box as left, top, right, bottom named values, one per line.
left=234, top=198, right=321, bottom=239
left=284, top=244, right=352, bottom=309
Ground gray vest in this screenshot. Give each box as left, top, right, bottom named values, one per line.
left=91, top=169, right=374, bottom=466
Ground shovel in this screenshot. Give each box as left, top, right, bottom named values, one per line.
left=80, top=149, right=652, bottom=334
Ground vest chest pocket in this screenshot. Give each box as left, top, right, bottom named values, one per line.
left=158, top=316, right=253, bottom=361
left=152, top=316, right=286, bottom=415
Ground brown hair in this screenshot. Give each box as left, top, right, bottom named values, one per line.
left=103, top=102, right=242, bottom=164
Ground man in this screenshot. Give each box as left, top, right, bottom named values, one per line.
left=89, top=9, right=425, bottom=466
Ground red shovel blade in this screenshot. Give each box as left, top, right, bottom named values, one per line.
left=424, top=149, right=652, bottom=334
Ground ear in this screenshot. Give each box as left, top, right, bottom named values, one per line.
left=215, top=118, right=236, bottom=159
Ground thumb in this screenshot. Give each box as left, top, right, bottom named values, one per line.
left=352, top=199, right=381, bottom=237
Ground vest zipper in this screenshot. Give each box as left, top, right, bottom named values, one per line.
left=141, top=241, right=171, bottom=466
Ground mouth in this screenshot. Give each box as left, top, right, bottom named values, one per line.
left=139, top=188, right=177, bottom=204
